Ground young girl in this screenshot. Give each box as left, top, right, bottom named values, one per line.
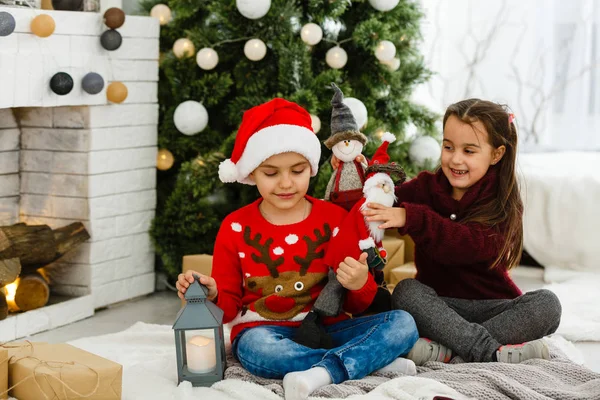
left=343, top=99, right=562, bottom=364
left=177, top=98, right=418, bottom=400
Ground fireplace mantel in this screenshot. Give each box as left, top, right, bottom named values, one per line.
left=0, top=6, right=159, bottom=341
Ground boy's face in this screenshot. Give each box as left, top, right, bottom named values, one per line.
left=250, top=152, right=311, bottom=210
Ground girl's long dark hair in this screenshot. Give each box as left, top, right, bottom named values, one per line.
left=443, top=99, right=523, bottom=270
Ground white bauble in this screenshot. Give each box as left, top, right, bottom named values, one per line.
left=174, top=101, right=209, bottom=135
left=310, top=114, right=321, bottom=133
left=381, top=57, right=400, bottom=71
left=326, top=46, right=348, bottom=69
left=404, top=122, right=418, bottom=140
left=196, top=48, right=219, bottom=70
left=150, top=4, right=172, bottom=25
left=173, top=38, right=195, bottom=59
left=332, top=140, right=364, bottom=163
left=343, top=97, right=368, bottom=129
left=368, top=0, right=399, bottom=12
left=375, top=40, right=396, bottom=62
left=300, top=23, right=323, bottom=45
left=236, top=0, right=271, bottom=19
left=409, top=136, right=441, bottom=167
left=244, top=39, right=267, bottom=61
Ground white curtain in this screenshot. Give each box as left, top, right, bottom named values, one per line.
left=414, top=0, right=600, bottom=151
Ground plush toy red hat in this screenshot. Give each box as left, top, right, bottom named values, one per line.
left=218, top=98, right=321, bottom=185
left=363, top=132, right=406, bottom=188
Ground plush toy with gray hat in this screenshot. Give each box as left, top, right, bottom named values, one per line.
left=323, top=83, right=369, bottom=211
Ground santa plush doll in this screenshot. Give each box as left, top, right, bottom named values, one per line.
left=294, top=134, right=406, bottom=349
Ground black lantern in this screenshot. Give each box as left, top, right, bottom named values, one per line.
left=173, top=277, right=226, bottom=387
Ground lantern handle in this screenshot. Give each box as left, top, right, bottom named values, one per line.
left=192, top=274, right=210, bottom=295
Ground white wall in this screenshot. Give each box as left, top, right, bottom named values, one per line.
left=414, top=0, right=600, bottom=151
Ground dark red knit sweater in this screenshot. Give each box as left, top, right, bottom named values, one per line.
left=395, top=168, right=522, bottom=300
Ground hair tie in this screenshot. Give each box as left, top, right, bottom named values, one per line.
left=508, top=113, right=515, bottom=124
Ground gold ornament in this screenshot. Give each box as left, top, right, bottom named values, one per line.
left=31, top=14, right=55, bottom=38
left=151, top=4, right=172, bottom=25
left=173, top=38, right=195, bottom=59
left=157, top=149, right=174, bottom=170
left=106, top=81, right=128, bottom=103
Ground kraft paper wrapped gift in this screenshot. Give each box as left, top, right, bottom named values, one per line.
left=1, top=349, right=7, bottom=400
left=6, top=342, right=122, bottom=400
left=388, top=262, right=417, bottom=286
left=182, top=254, right=213, bottom=276
left=381, top=236, right=405, bottom=283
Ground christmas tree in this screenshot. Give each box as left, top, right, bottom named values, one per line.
left=142, top=0, right=440, bottom=280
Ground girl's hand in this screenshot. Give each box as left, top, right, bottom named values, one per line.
left=176, top=270, right=218, bottom=301
left=336, top=253, right=369, bottom=291
left=362, top=203, right=407, bottom=229
left=331, top=154, right=366, bottom=170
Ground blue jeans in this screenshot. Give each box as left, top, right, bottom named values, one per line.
left=233, top=310, right=418, bottom=384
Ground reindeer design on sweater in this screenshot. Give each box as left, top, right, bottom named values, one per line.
left=243, top=224, right=332, bottom=320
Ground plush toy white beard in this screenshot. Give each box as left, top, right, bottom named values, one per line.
left=361, top=174, right=397, bottom=243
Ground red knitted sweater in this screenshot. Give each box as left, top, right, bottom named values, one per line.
left=212, top=196, right=377, bottom=341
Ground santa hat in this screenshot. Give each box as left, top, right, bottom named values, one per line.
left=218, top=98, right=321, bottom=185
left=364, top=132, right=407, bottom=186
left=323, top=83, right=368, bottom=149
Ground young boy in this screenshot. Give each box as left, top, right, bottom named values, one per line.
left=177, top=98, right=418, bottom=400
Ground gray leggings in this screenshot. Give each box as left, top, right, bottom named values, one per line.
left=392, top=279, right=562, bottom=362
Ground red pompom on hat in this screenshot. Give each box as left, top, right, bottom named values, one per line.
left=218, top=98, right=321, bottom=185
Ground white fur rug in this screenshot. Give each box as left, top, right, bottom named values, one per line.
left=543, top=272, right=600, bottom=341
left=63, top=322, right=470, bottom=400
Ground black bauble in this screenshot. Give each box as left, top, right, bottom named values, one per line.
left=49, top=72, right=74, bottom=96
left=51, top=0, right=83, bottom=11
left=0, top=11, right=16, bottom=37
left=100, top=29, right=122, bottom=51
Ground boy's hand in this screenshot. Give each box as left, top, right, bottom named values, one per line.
left=331, top=154, right=366, bottom=170
left=362, top=203, right=407, bottom=229
left=176, top=270, right=218, bottom=301
left=336, top=253, right=369, bottom=291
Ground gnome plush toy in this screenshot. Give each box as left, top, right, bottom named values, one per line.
left=323, top=83, right=369, bottom=211
left=294, top=133, right=406, bottom=349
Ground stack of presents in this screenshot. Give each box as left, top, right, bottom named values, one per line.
left=0, top=343, right=122, bottom=399
left=183, top=231, right=417, bottom=294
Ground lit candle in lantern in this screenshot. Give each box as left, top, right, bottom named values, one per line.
left=186, top=335, right=216, bottom=373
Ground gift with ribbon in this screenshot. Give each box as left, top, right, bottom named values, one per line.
left=1, top=342, right=122, bottom=400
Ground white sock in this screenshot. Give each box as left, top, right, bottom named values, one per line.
left=283, top=367, right=332, bottom=400
left=375, top=357, right=417, bottom=375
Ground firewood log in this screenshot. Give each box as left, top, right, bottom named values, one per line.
left=0, top=258, right=20, bottom=287
left=12, top=272, right=49, bottom=312
left=0, top=291, right=7, bottom=320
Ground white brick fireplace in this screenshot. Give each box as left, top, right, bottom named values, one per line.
left=0, top=7, right=159, bottom=340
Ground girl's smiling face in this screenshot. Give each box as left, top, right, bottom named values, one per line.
left=441, top=115, right=505, bottom=200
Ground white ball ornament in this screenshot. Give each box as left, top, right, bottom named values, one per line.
left=326, top=46, right=348, bottom=69
left=343, top=97, right=368, bottom=129
left=236, top=0, right=271, bottom=19
left=244, top=39, right=267, bottom=61
left=409, top=136, right=441, bottom=168
left=381, top=57, right=400, bottom=71
left=173, top=38, right=195, bottom=59
left=375, top=40, right=396, bottom=62
left=174, top=101, right=209, bottom=135
left=368, top=0, right=399, bottom=12
left=310, top=114, right=321, bottom=133
left=150, top=4, right=172, bottom=25
left=196, top=47, right=219, bottom=70
left=300, top=23, right=323, bottom=45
